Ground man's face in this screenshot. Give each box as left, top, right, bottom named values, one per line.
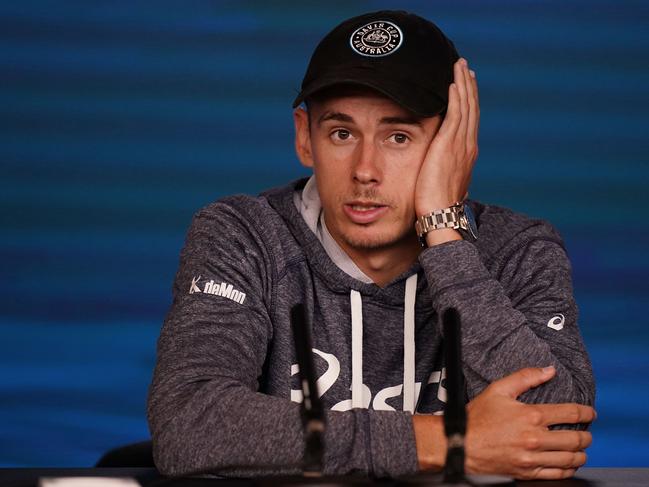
left=294, top=90, right=443, bottom=255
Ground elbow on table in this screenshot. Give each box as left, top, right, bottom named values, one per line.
left=150, top=417, right=230, bottom=477
left=151, top=424, right=192, bottom=477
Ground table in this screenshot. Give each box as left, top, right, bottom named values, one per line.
left=0, top=468, right=647, bottom=487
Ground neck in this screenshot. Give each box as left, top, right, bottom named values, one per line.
left=342, top=234, right=421, bottom=288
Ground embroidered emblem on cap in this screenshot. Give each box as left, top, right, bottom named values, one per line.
left=349, top=21, right=403, bottom=57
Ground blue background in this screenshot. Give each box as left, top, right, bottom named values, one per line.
left=1, top=0, right=648, bottom=468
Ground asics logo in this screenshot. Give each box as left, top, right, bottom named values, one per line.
left=188, top=276, right=246, bottom=304
left=547, top=314, right=565, bottom=331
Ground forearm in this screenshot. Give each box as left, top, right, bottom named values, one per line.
left=149, top=378, right=303, bottom=476
left=148, top=375, right=419, bottom=477
left=420, top=240, right=594, bottom=406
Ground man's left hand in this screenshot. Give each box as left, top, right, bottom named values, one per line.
left=414, top=58, right=480, bottom=220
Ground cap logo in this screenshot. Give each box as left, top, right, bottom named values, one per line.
left=349, top=21, right=403, bottom=57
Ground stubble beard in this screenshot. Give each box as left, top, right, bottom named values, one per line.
left=331, top=189, right=415, bottom=251
left=339, top=221, right=413, bottom=251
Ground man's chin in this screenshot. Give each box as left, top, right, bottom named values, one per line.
left=343, top=235, right=390, bottom=250
left=340, top=228, right=413, bottom=251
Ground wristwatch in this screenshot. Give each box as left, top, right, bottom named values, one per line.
left=415, top=202, right=478, bottom=246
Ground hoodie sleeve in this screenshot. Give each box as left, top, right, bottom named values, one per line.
left=147, top=201, right=419, bottom=478
left=418, top=232, right=594, bottom=410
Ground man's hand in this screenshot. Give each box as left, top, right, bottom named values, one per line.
left=414, top=58, right=479, bottom=246
left=413, top=366, right=596, bottom=480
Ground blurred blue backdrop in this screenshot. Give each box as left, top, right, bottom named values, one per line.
left=1, top=0, right=648, bottom=468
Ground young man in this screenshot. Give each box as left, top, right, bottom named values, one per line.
left=148, top=10, right=595, bottom=480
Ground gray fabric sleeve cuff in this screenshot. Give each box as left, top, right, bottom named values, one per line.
left=368, top=410, right=419, bottom=478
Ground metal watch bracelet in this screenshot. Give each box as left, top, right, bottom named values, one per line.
left=415, top=204, right=464, bottom=238
left=415, top=201, right=479, bottom=246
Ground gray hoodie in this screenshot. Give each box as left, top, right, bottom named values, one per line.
left=147, top=177, right=594, bottom=478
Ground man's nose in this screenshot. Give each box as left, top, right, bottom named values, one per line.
left=352, top=139, right=382, bottom=185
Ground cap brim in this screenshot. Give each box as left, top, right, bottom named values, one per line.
left=292, top=70, right=447, bottom=117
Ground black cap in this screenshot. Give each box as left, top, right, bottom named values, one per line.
left=293, top=10, right=460, bottom=117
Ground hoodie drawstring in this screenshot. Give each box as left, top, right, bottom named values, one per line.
left=349, top=273, right=418, bottom=412
left=403, top=273, right=417, bottom=413
left=350, top=289, right=364, bottom=409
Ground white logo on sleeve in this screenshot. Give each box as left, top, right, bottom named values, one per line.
left=188, top=276, right=246, bottom=304
left=547, top=314, right=565, bottom=331
left=189, top=276, right=202, bottom=294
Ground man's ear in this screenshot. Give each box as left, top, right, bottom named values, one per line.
left=294, top=107, right=314, bottom=168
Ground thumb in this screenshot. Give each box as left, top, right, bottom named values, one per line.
left=490, top=366, right=556, bottom=399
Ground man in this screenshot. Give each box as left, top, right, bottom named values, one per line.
left=148, top=10, right=595, bottom=480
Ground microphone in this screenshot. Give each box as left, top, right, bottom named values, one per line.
left=291, top=303, right=326, bottom=477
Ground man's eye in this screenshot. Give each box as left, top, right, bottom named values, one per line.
left=333, top=129, right=351, bottom=140
left=389, top=133, right=409, bottom=144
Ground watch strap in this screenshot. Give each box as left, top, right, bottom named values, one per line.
left=415, top=204, right=464, bottom=238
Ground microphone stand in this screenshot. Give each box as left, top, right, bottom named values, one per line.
left=441, top=307, right=514, bottom=486
left=286, top=304, right=371, bottom=486
left=402, top=308, right=514, bottom=486
left=291, top=304, right=326, bottom=477
left=441, top=308, right=467, bottom=484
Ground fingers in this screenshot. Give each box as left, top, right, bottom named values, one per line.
left=465, top=67, right=479, bottom=157
left=437, top=83, right=459, bottom=138
left=489, top=366, right=556, bottom=398
left=513, top=448, right=587, bottom=480
left=416, top=57, right=479, bottom=209
left=524, top=450, right=587, bottom=471
left=437, top=58, right=480, bottom=165
left=528, top=430, right=593, bottom=452
left=454, top=59, right=470, bottom=145
left=534, top=403, right=597, bottom=427
left=530, top=468, right=578, bottom=481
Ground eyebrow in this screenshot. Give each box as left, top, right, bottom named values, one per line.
left=379, top=116, right=423, bottom=127
left=316, top=111, right=423, bottom=127
left=317, top=111, right=354, bottom=126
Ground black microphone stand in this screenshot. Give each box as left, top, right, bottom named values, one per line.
left=441, top=308, right=467, bottom=484
left=291, top=303, right=326, bottom=477
left=286, top=304, right=371, bottom=486
left=401, top=308, right=514, bottom=486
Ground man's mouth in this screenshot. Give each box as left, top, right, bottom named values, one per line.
left=350, top=204, right=382, bottom=212
left=343, top=202, right=389, bottom=224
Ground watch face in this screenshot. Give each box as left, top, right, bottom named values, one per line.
left=463, top=203, right=478, bottom=240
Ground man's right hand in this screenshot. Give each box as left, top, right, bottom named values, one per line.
left=413, top=366, right=596, bottom=480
